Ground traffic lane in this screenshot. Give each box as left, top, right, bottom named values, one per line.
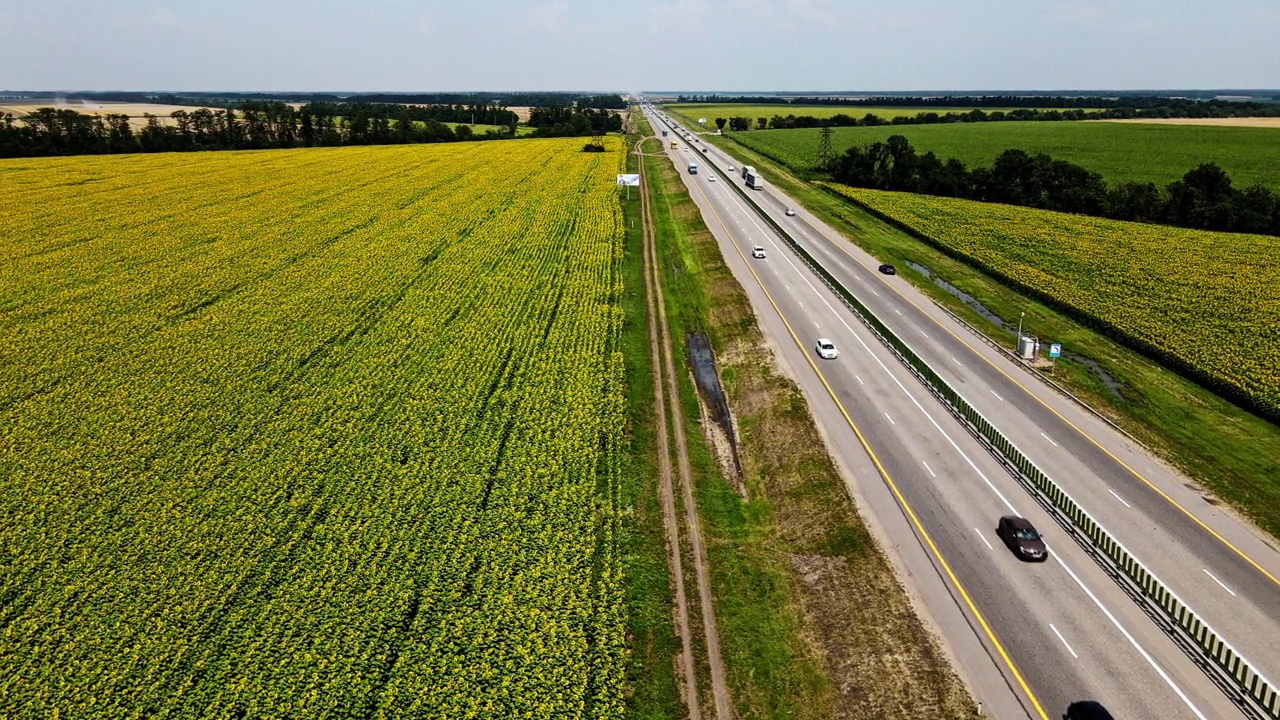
left=759, top=186, right=1280, bottom=642
left=778, top=220, right=1280, bottom=670
left=739, top=234, right=1222, bottom=720
left=683, top=171, right=1230, bottom=720
left=755, top=276, right=1231, bottom=720
left=667, top=148, right=1038, bottom=719
left=763, top=173, right=1280, bottom=582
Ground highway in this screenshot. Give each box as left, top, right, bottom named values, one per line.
left=641, top=106, right=1278, bottom=719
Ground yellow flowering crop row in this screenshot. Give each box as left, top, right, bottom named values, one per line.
left=0, top=138, right=629, bottom=718
left=829, top=185, right=1280, bottom=416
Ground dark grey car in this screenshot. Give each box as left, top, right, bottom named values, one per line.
left=1064, top=700, right=1115, bottom=720
left=997, top=516, right=1048, bottom=562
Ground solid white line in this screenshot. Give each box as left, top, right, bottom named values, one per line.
left=975, top=529, right=994, bottom=550
left=1108, top=489, right=1132, bottom=508
left=990, top=390, right=1004, bottom=402
left=1049, top=623, right=1079, bottom=658
left=884, top=412, right=896, bottom=426
left=922, top=461, right=937, bottom=478
left=871, top=290, right=880, bottom=297
left=814, top=321, right=820, bottom=327
left=855, top=374, right=864, bottom=385
left=919, top=329, right=930, bottom=339
left=1040, top=431, right=1059, bottom=447
left=893, top=307, right=902, bottom=315
left=1054, top=554, right=1209, bottom=719
left=1203, top=569, right=1238, bottom=597
left=951, top=356, right=964, bottom=367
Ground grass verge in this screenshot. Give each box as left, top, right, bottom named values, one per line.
left=640, top=116, right=975, bottom=719
left=620, top=130, right=682, bottom=720
left=698, top=132, right=1280, bottom=541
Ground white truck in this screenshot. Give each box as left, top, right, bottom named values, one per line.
left=745, top=171, right=764, bottom=190
left=688, top=163, right=698, bottom=175
left=741, top=165, right=756, bottom=179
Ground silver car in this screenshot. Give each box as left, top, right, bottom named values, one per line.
left=815, top=338, right=839, bottom=359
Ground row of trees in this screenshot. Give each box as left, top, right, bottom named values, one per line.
left=527, top=106, right=623, bottom=136
left=4, top=90, right=628, bottom=109
left=0, top=100, right=622, bottom=157
left=830, top=136, right=1280, bottom=236
left=677, top=94, right=1280, bottom=116
left=1, top=102, right=506, bottom=157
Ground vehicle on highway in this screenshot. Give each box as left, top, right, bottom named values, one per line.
left=997, top=516, right=1048, bottom=561
left=708, top=174, right=715, bottom=181
left=785, top=208, right=796, bottom=216
left=727, top=165, right=735, bottom=172
left=878, top=263, right=897, bottom=275
left=702, top=148, right=708, bottom=153
left=745, top=171, right=764, bottom=190
left=751, top=245, right=766, bottom=259
left=1063, top=700, right=1115, bottom=720
left=688, top=163, right=698, bottom=175
left=815, top=338, right=839, bottom=359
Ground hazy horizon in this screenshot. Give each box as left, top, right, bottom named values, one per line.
left=3, top=0, right=1277, bottom=92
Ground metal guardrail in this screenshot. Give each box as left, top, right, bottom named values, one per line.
left=650, top=110, right=1280, bottom=720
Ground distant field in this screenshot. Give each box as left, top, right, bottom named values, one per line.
left=666, top=103, right=1088, bottom=123
left=828, top=185, right=1280, bottom=415
left=0, top=101, right=225, bottom=129
left=734, top=121, right=1280, bottom=190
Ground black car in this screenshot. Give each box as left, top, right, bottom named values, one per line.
left=878, top=263, right=896, bottom=275
left=997, top=516, right=1048, bottom=562
left=1064, top=700, right=1115, bottom=720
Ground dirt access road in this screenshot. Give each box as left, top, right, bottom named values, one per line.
left=636, top=135, right=733, bottom=720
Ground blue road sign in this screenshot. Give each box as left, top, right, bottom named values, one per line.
left=1049, top=343, right=1062, bottom=358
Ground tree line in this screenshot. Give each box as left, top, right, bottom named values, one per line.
left=678, top=94, right=1280, bottom=116
left=830, top=136, right=1280, bottom=237
left=526, top=106, right=623, bottom=136
left=3, top=90, right=627, bottom=109
left=3, top=100, right=567, bottom=157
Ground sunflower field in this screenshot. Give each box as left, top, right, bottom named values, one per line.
left=0, top=138, right=629, bottom=717
left=829, top=185, right=1280, bottom=417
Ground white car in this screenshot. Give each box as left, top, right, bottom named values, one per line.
left=751, top=245, right=766, bottom=259
left=727, top=165, right=736, bottom=172
left=785, top=207, right=796, bottom=216
left=708, top=174, right=716, bottom=182
left=815, top=338, right=839, bottom=359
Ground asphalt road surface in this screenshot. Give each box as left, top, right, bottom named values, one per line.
left=643, top=107, right=1279, bottom=720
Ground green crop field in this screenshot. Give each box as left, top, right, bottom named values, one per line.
left=0, top=139, right=629, bottom=717
left=736, top=121, right=1280, bottom=190
left=666, top=103, right=1076, bottom=123
left=828, top=185, right=1280, bottom=416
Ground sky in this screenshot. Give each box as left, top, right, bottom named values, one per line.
left=2, top=0, right=1277, bottom=93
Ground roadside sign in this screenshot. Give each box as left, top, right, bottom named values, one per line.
left=1049, top=343, right=1062, bottom=358
left=616, top=174, right=641, bottom=186
left=698, top=118, right=707, bottom=124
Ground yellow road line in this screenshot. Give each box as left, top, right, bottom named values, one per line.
left=820, top=235, right=1280, bottom=590
left=682, top=172, right=1051, bottom=720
